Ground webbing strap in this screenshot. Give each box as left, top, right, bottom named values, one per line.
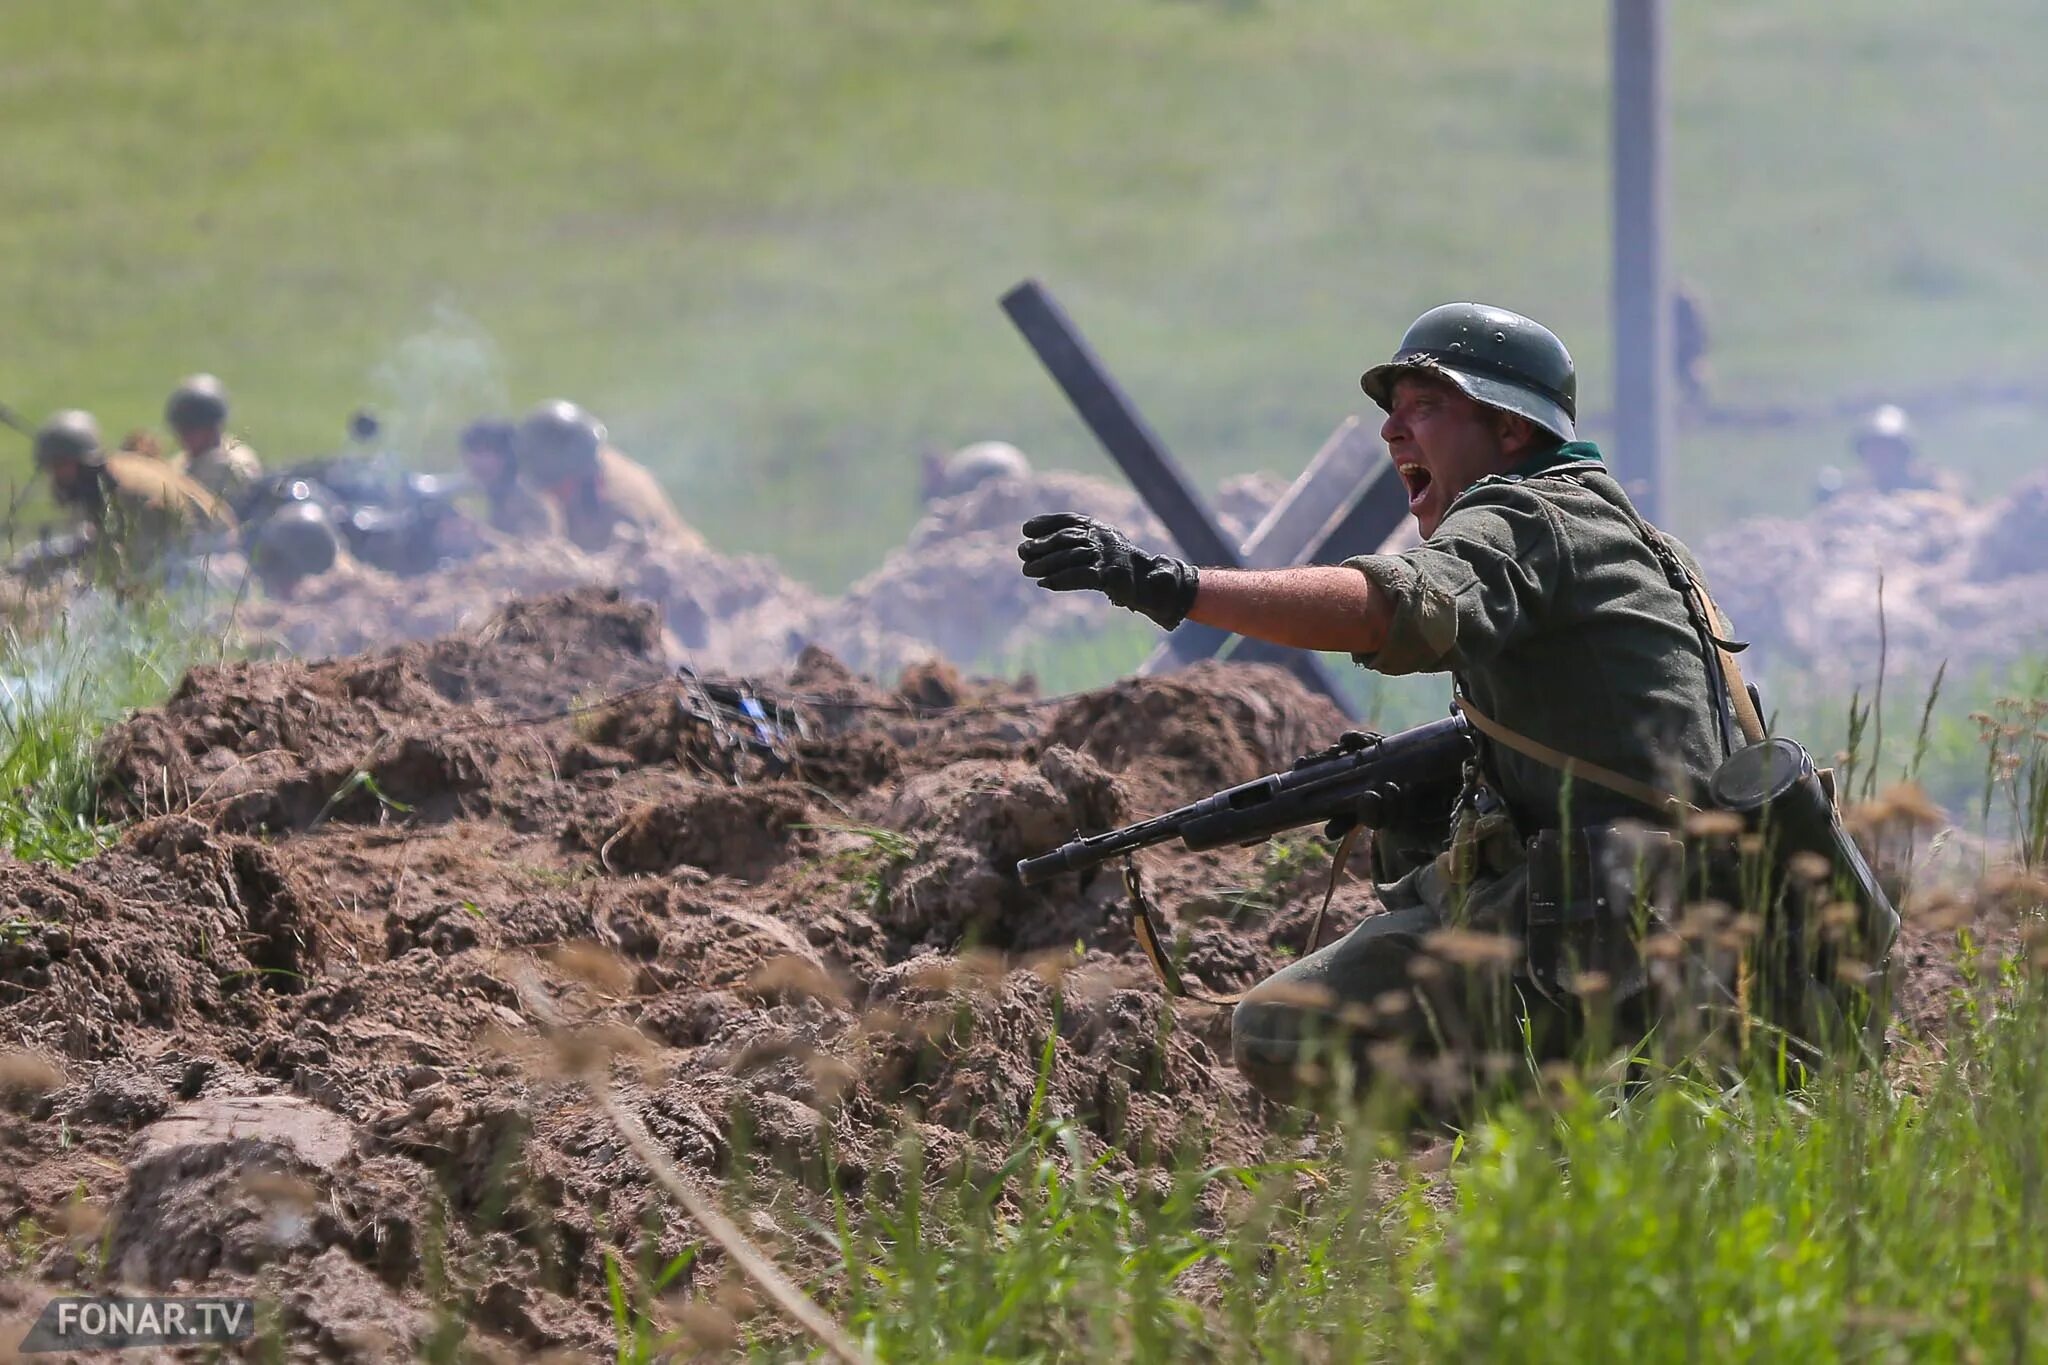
left=1124, top=824, right=1363, bottom=1006
left=1557, top=468, right=1766, bottom=748
left=1453, top=695, right=1694, bottom=821
left=1689, top=575, right=1767, bottom=744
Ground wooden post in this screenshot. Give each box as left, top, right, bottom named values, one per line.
left=1611, top=0, right=1671, bottom=524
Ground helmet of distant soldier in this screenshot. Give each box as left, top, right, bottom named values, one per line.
left=1854, top=404, right=1916, bottom=459
left=33, top=410, right=105, bottom=469
left=930, top=441, right=1031, bottom=500
left=459, top=417, right=518, bottom=460
left=250, top=497, right=340, bottom=589
left=165, top=374, right=231, bottom=432
left=515, top=400, right=605, bottom=484
left=1361, top=303, right=1578, bottom=442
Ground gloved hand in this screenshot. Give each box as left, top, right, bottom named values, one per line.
left=1017, top=512, right=1200, bottom=631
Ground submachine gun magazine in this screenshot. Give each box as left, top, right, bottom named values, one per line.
left=1017, top=713, right=1473, bottom=886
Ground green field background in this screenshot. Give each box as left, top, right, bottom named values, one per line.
left=3, top=0, right=2044, bottom=587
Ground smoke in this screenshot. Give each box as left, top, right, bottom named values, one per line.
left=366, top=304, right=509, bottom=465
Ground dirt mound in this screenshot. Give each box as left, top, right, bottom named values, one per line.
left=1044, top=660, right=1353, bottom=805
left=1699, top=478, right=2048, bottom=686
left=9, top=599, right=1359, bottom=1353
left=4, top=590, right=2008, bottom=1357
left=829, top=468, right=1287, bottom=673
left=231, top=538, right=859, bottom=677
left=876, top=746, right=1126, bottom=952
left=601, top=784, right=818, bottom=881
left=99, top=589, right=662, bottom=829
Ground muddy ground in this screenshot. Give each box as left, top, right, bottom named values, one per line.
left=0, top=589, right=2008, bottom=1360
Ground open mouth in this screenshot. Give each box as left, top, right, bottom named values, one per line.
left=1397, top=462, right=1433, bottom=510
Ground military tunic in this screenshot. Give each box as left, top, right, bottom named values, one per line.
left=1231, top=443, right=1731, bottom=1100
left=78, top=452, right=238, bottom=574
left=176, top=435, right=265, bottom=502
left=556, top=446, right=707, bottom=554
left=484, top=476, right=564, bottom=539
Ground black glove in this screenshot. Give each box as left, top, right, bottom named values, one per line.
left=1017, top=512, right=1200, bottom=631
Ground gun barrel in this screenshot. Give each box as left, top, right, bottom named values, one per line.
left=1014, top=713, right=1473, bottom=885
left=1015, top=812, right=1181, bottom=886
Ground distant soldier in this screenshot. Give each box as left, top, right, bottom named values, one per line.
left=24, top=409, right=235, bottom=580
left=165, top=374, right=265, bottom=504
left=920, top=440, right=1033, bottom=503
left=246, top=495, right=344, bottom=598
left=460, top=418, right=563, bottom=539
left=514, top=400, right=705, bottom=553
left=1816, top=404, right=1959, bottom=503
left=1673, top=284, right=1710, bottom=412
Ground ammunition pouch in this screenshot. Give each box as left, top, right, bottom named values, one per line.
left=1523, top=824, right=1682, bottom=999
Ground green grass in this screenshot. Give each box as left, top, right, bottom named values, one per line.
left=796, top=984, right=2048, bottom=1363
left=3, top=1, right=2046, bottom=586
left=0, top=590, right=221, bottom=863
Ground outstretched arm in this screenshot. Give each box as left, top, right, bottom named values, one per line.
left=1018, top=512, right=1393, bottom=655
left=1188, top=564, right=1393, bottom=655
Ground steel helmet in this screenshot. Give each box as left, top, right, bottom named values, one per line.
left=250, top=497, right=340, bottom=585
left=515, top=400, right=605, bottom=483
left=1854, top=404, right=1916, bottom=455
left=33, top=410, right=105, bottom=468
left=1361, top=302, right=1578, bottom=442
left=934, top=441, right=1031, bottom=498
left=165, top=374, right=231, bottom=431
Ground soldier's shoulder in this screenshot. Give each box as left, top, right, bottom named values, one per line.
left=104, top=450, right=182, bottom=489
left=1443, top=467, right=1597, bottom=525
left=103, top=452, right=231, bottom=519
left=597, top=445, right=657, bottom=480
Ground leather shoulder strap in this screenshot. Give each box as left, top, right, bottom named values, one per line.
left=1549, top=469, right=1766, bottom=747
left=1454, top=695, right=1692, bottom=821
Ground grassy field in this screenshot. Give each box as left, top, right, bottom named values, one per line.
left=3, top=1, right=2047, bottom=586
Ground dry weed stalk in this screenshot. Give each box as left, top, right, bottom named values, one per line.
left=509, top=965, right=874, bottom=1365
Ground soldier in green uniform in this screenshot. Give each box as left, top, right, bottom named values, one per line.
left=460, top=418, right=564, bottom=539
left=1815, top=404, right=1961, bottom=503
left=1018, top=303, right=1758, bottom=1103
left=165, top=374, right=265, bottom=505
left=514, top=401, right=706, bottom=553
left=26, top=409, right=236, bottom=581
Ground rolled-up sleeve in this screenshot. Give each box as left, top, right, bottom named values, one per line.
left=1342, top=485, right=1565, bottom=676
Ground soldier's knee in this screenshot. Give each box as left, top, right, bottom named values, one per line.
left=1230, top=981, right=1355, bottom=1102
left=1231, top=993, right=1303, bottom=1100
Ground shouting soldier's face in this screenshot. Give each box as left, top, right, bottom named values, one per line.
left=1380, top=375, right=1537, bottom=538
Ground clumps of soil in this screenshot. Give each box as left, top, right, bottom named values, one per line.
left=1699, top=469, right=2048, bottom=686
left=600, top=784, right=817, bottom=881
left=97, top=589, right=660, bottom=831
left=1, top=589, right=2009, bottom=1358
left=877, top=746, right=1126, bottom=953
left=8, top=592, right=1377, bottom=1355
left=1044, top=661, right=1352, bottom=805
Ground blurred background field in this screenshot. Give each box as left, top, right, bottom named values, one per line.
left=4, top=0, right=2046, bottom=588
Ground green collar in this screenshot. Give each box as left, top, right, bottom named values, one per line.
left=1507, top=440, right=1603, bottom=478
